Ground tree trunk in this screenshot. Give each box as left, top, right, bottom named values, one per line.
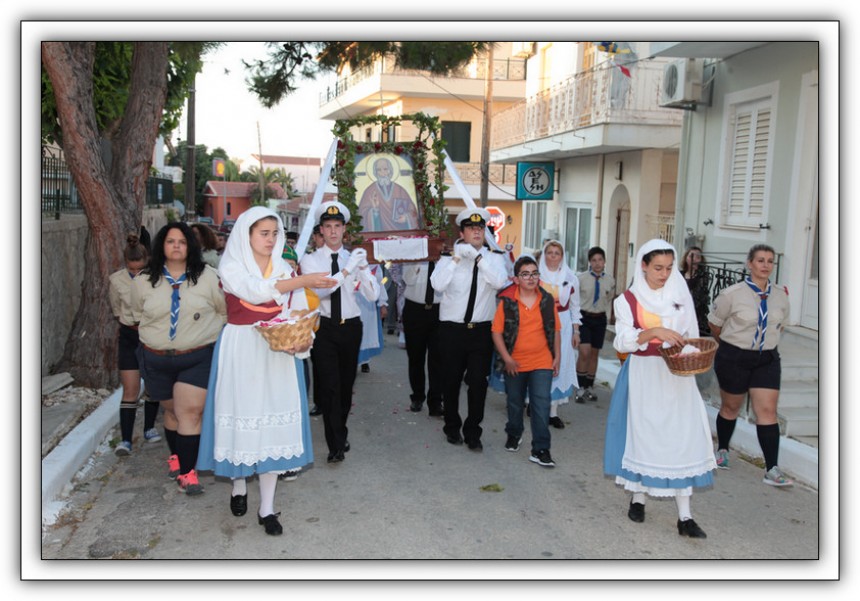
left=42, top=42, right=169, bottom=388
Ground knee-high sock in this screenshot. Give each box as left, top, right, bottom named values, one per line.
left=756, top=423, right=781, bottom=471
left=586, top=374, right=596, bottom=389
left=231, top=478, right=247, bottom=497
left=549, top=401, right=558, bottom=417
left=143, top=401, right=159, bottom=431
left=258, top=472, right=279, bottom=517
left=675, top=492, right=692, bottom=521
left=175, top=434, right=200, bottom=475
left=119, top=401, right=137, bottom=442
left=164, top=428, right=178, bottom=455
left=576, top=371, right=588, bottom=388
left=716, top=414, right=736, bottom=450
left=632, top=492, right=646, bottom=505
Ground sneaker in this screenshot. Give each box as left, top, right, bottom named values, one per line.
left=177, top=469, right=205, bottom=495
left=529, top=449, right=556, bottom=468
left=144, top=428, right=162, bottom=443
left=504, top=434, right=522, bottom=452
left=574, top=389, right=586, bottom=404
left=762, top=466, right=793, bottom=487
left=585, top=388, right=598, bottom=402
left=115, top=440, right=132, bottom=456
left=167, top=454, right=180, bottom=479
left=715, top=449, right=730, bottom=469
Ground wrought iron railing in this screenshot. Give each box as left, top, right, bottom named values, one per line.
left=42, top=145, right=174, bottom=218
left=491, top=61, right=683, bottom=150
left=320, top=55, right=527, bottom=106
left=700, top=252, right=783, bottom=306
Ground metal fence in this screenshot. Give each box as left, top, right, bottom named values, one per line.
left=701, top=252, right=783, bottom=306
left=42, top=146, right=174, bottom=218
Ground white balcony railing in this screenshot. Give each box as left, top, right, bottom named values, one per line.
left=492, top=61, right=683, bottom=149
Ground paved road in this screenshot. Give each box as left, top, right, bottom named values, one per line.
left=41, top=334, right=820, bottom=577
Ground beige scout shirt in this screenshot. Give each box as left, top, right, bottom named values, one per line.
left=108, top=268, right=138, bottom=327
left=577, top=271, right=616, bottom=314
left=130, top=265, right=226, bottom=351
left=707, top=281, right=790, bottom=350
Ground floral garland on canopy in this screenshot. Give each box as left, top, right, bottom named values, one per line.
left=332, top=113, right=450, bottom=244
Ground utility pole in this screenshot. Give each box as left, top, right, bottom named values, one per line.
left=479, top=45, right=494, bottom=209
left=184, top=74, right=196, bottom=220
left=257, top=121, right=265, bottom=206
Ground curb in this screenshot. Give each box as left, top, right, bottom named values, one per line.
left=41, top=387, right=120, bottom=524
left=596, top=358, right=818, bottom=490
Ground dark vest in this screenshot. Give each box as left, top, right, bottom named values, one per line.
left=495, top=286, right=556, bottom=373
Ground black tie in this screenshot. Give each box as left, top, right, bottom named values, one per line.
left=330, top=252, right=342, bottom=323
left=424, top=261, right=436, bottom=307
left=463, top=260, right=479, bottom=324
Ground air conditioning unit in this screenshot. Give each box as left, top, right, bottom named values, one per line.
left=660, top=58, right=703, bottom=108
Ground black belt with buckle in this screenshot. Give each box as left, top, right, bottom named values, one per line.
left=442, top=320, right=491, bottom=330
left=321, top=316, right=360, bottom=326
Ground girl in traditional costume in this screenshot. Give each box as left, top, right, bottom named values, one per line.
left=604, top=239, right=716, bottom=538
left=197, top=207, right=335, bottom=535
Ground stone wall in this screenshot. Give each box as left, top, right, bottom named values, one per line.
left=41, top=207, right=169, bottom=376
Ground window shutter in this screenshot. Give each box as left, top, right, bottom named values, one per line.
left=725, top=100, right=772, bottom=227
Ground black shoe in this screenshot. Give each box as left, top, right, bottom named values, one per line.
left=309, top=405, right=322, bottom=416
left=344, top=441, right=350, bottom=453
left=677, top=518, right=707, bottom=538
left=466, top=439, right=483, bottom=452
left=361, top=363, right=370, bottom=373
left=327, top=450, right=345, bottom=463
left=387, top=328, right=395, bottom=335
left=428, top=405, right=444, bottom=417
left=446, top=434, right=464, bottom=445
left=409, top=400, right=423, bottom=412
left=549, top=416, right=565, bottom=429
left=230, top=494, right=247, bottom=517
left=627, top=500, right=645, bottom=523
left=258, top=513, right=283, bottom=535
left=504, top=434, right=522, bottom=452
left=529, top=449, right=556, bottom=467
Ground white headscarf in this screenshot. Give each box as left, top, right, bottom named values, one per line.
left=538, top=240, right=577, bottom=307
left=629, top=238, right=698, bottom=336
left=218, top=207, right=291, bottom=297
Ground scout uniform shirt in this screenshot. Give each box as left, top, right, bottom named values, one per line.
left=707, top=281, right=790, bottom=350
left=130, top=265, right=226, bottom=351
left=578, top=270, right=616, bottom=314
left=109, top=268, right=140, bottom=327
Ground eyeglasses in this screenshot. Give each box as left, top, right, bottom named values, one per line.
left=517, top=271, right=540, bottom=279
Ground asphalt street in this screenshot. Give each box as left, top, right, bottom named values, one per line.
left=40, top=333, right=820, bottom=579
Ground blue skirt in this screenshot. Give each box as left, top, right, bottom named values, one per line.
left=196, top=333, right=314, bottom=478
left=358, top=312, right=384, bottom=364
left=603, top=359, right=713, bottom=489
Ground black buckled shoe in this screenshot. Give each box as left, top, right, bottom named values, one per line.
left=466, top=439, right=483, bottom=452
left=409, top=400, right=423, bottom=412
left=327, top=450, right=345, bottom=463
left=677, top=518, right=707, bottom=538
left=230, top=494, right=247, bottom=517
left=627, top=500, right=645, bottom=523
left=258, top=512, right=283, bottom=535
left=309, top=405, right=322, bottom=416
left=446, top=434, right=464, bottom=445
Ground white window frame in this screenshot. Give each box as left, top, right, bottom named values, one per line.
left=715, top=81, right=779, bottom=234
left=523, top=201, right=548, bottom=252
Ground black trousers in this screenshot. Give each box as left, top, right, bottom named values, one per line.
left=311, top=316, right=362, bottom=454
left=401, top=299, right=443, bottom=410
left=438, top=321, right=494, bottom=443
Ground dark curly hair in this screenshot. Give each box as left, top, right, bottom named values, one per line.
left=144, top=222, right=206, bottom=287
left=190, top=222, right=218, bottom=251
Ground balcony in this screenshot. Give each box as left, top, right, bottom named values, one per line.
left=319, top=55, right=527, bottom=121
left=491, top=62, right=684, bottom=162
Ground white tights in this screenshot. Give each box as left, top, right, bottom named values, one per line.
left=231, top=473, right=280, bottom=517
left=632, top=491, right=692, bottom=521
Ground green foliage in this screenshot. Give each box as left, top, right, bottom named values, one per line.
left=247, top=42, right=489, bottom=108
left=41, top=42, right=221, bottom=146
left=332, top=113, right=450, bottom=244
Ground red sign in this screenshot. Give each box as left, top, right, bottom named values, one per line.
left=486, top=206, right=506, bottom=244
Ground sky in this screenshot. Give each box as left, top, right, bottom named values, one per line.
left=183, top=42, right=338, bottom=167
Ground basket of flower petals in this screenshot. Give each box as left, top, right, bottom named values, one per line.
left=255, top=309, right=319, bottom=353
left=658, top=337, right=718, bottom=376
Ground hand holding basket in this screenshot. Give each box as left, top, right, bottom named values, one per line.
left=658, top=337, right=717, bottom=376
left=255, top=309, right=320, bottom=354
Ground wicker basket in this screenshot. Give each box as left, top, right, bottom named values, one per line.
left=255, top=309, right=319, bottom=353
left=658, top=337, right=718, bottom=376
